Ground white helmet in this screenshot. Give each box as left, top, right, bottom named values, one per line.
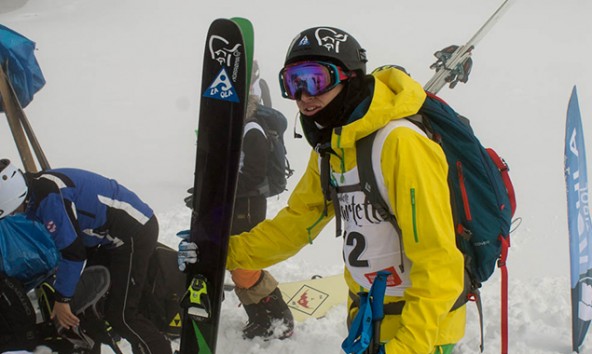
left=0, top=159, right=28, bottom=219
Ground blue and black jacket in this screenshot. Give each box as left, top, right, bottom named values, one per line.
left=24, top=168, right=153, bottom=302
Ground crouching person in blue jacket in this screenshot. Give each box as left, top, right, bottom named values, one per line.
left=0, top=159, right=172, bottom=354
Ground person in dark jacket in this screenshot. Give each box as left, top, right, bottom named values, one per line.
left=0, top=159, right=172, bottom=354
left=231, top=94, right=294, bottom=340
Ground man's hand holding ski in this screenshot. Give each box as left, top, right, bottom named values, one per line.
left=177, top=230, right=198, bottom=272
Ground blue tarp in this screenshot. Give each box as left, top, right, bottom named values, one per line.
left=0, top=24, right=46, bottom=111
left=0, top=214, right=59, bottom=290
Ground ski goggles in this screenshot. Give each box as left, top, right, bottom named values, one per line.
left=279, top=61, right=349, bottom=100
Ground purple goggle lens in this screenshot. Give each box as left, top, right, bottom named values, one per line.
left=279, top=61, right=349, bottom=100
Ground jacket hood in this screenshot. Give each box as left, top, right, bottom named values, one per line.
left=333, top=67, right=426, bottom=150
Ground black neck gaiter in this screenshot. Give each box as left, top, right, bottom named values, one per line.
left=308, top=83, right=349, bottom=129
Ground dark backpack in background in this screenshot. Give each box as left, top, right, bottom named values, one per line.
left=253, top=104, right=294, bottom=197
left=0, top=273, right=37, bottom=352
left=356, top=92, right=517, bottom=352
left=141, top=243, right=186, bottom=338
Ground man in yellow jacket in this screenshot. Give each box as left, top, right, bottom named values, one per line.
left=181, top=26, right=465, bottom=354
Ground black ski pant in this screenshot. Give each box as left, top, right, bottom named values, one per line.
left=89, top=215, right=172, bottom=354
left=232, top=195, right=266, bottom=234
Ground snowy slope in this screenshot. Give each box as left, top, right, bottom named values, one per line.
left=1, top=0, right=592, bottom=353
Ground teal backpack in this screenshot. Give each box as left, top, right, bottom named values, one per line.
left=354, top=92, right=517, bottom=353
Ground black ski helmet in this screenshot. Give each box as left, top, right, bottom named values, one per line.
left=284, top=26, right=367, bottom=74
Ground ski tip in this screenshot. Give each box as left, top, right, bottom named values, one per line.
left=231, top=17, right=254, bottom=36
left=570, top=86, right=579, bottom=103
left=230, top=17, right=254, bottom=87
left=230, top=17, right=252, bottom=25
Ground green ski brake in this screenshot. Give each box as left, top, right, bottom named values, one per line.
left=181, top=275, right=212, bottom=320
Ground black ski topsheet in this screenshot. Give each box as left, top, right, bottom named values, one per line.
left=179, top=18, right=253, bottom=354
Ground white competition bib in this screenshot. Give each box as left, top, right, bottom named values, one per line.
left=334, top=166, right=411, bottom=297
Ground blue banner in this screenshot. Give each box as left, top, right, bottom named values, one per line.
left=565, top=85, right=592, bottom=352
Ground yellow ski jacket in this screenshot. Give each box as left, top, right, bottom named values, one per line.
left=227, top=67, right=465, bottom=353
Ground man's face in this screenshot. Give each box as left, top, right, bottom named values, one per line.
left=296, top=83, right=344, bottom=117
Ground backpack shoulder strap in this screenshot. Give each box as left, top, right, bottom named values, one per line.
left=357, top=131, right=397, bottom=229
left=356, top=117, right=427, bottom=230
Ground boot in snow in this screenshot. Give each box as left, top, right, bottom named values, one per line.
left=242, top=287, right=294, bottom=340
